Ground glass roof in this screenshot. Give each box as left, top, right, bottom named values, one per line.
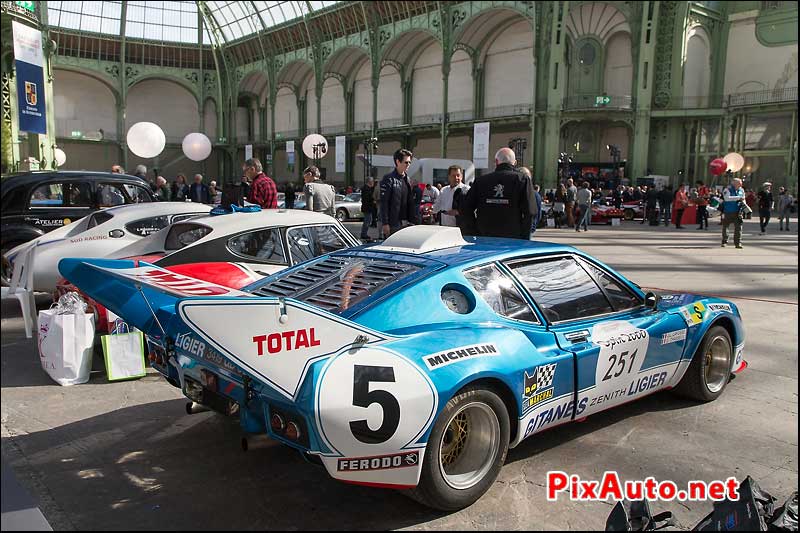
left=46, top=1, right=341, bottom=44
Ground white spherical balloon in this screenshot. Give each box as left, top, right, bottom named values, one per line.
left=54, top=148, right=66, bottom=166
left=723, top=152, right=745, bottom=173
left=182, top=132, right=212, bottom=161
left=302, top=133, right=328, bottom=160
left=126, top=122, right=166, bottom=158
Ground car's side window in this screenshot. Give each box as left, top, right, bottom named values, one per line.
left=463, top=263, right=538, bottom=323
left=86, top=211, right=114, bottom=228
left=30, top=183, right=64, bottom=207
left=66, top=182, right=93, bottom=207
left=286, top=225, right=350, bottom=263
left=578, top=259, right=641, bottom=311
left=96, top=183, right=127, bottom=207
left=125, top=215, right=171, bottom=237
left=123, top=184, right=153, bottom=203
left=510, top=256, right=613, bottom=323
left=227, top=228, right=286, bottom=264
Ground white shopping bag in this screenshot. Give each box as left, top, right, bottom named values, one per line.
left=37, top=308, right=95, bottom=386
left=101, top=323, right=146, bottom=381
left=611, top=217, right=621, bottom=226
left=546, top=218, right=556, bottom=228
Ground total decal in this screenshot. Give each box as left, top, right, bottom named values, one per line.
left=315, top=345, right=438, bottom=487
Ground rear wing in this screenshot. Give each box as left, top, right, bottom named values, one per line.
left=58, top=258, right=251, bottom=338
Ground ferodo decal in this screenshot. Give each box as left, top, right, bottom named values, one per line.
left=337, top=450, right=419, bottom=472
left=522, top=363, right=557, bottom=411
left=423, top=343, right=498, bottom=370
left=589, top=321, right=650, bottom=412
left=707, top=303, right=732, bottom=313
left=316, top=346, right=437, bottom=457
left=680, top=302, right=707, bottom=326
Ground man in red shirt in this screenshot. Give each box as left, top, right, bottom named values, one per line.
left=673, top=183, right=689, bottom=229
left=245, top=158, right=277, bottom=209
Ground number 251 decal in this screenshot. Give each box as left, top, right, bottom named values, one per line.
left=317, top=347, right=438, bottom=456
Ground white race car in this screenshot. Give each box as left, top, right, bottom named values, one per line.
left=55, top=209, right=360, bottom=336
left=2, top=202, right=212, bottom=292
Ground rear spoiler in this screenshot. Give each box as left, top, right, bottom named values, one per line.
left=58, top=258, right=252, bottom=339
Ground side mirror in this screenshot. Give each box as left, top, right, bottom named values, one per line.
left=644, top=292, right=659, bottom=311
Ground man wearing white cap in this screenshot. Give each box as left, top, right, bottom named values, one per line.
left=757, top=182, right=773, bottom=235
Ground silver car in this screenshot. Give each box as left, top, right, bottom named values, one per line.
left=334, top=193, right=364, bottom=221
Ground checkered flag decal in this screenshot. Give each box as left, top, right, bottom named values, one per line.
left=537, top=363, right=556, bottom=389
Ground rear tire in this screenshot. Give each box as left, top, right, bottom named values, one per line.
left=405, top=387, right=509, bottom=511
left=674, top=325, right=732, bottom=402
left=624, top=209, right=634, bottom=221
left=336, top=208, right=348, bottom=222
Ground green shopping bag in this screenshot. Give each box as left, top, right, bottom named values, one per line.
left=101, top=324, right=146, bottom=381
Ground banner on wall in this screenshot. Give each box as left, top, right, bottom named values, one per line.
left=12, top=21, right=46, bottom=134
left=473, top=122, right=490, bottom=169
left=245, top=144, right=253, bottom=161
left=286, top=141, right=295, bottom=171
left=335, top=136, right=346, bottom=173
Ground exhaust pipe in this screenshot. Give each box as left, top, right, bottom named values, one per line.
left=241, top=434, right=271, bottom=452
left=186, top=401, right=210, bottom=415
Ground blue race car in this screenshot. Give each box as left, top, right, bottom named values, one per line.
left=59, top=226, right=746, bottom=511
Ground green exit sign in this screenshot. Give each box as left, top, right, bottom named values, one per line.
left=595, top=95, right=611, bottom=106
left=15, top=1, right=35, bottom=13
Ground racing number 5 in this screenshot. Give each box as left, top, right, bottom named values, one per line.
left=349, top=365, right=401, bottom=444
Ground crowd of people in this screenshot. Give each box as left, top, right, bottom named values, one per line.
left=113, top=153, right=795, bottom=248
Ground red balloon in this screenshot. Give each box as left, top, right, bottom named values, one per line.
left=709, top=158, right=727, bottom=176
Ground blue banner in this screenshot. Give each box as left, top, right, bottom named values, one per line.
left=16, top=59, right=46, bottom=134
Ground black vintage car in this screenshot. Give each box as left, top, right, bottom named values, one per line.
left=0, top=171, right=155, bottom=256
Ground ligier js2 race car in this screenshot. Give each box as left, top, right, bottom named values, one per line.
left=59, top=226, right=746, bottom=511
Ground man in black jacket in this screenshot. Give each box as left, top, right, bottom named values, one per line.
left=461, top=147, right=531, bottom=239
left=360, top=176, right=376, bottom=241
left=380, top=149, right=418, bottom=237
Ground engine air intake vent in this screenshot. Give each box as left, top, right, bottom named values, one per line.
left=250, top=256, right=420, bottom=312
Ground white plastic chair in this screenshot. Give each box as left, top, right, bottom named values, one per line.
left=1, top=243, right=37, bottom=338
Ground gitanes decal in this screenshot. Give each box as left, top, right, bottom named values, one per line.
left=423, top=343, right=499, bottom=370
